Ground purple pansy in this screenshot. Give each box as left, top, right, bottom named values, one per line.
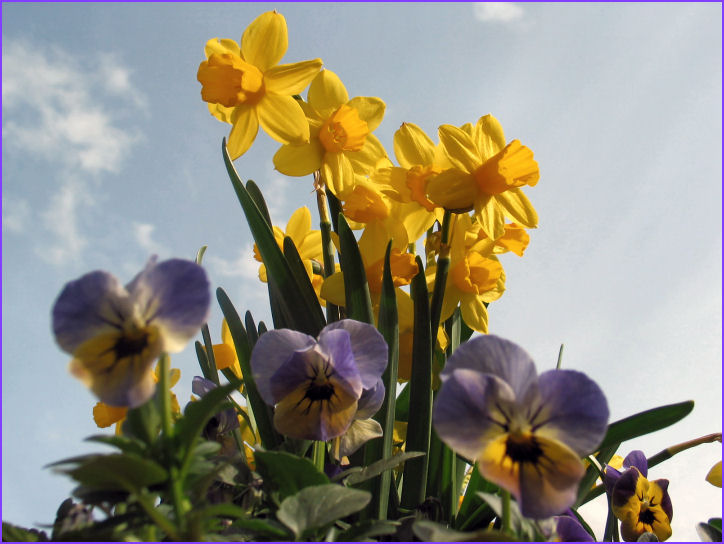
left=250, top=319, right=388, bottom=441
left=52, top=257, right=210, bottom=408
left=604, top=450, right=673, bottom=541
left=192, top=377, right=240, bottom=436
left=432, top=335, right=609, bottom=519
left=553, top=510, right=595, bottom=541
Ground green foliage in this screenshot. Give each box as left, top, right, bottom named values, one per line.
left=253, top=450, right=329, bottom=503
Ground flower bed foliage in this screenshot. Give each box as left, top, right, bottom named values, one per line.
left=3, top=10, right=721, bottom=543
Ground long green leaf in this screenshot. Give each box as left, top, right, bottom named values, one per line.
left=216, top=287, right=280, bottom=449
left=599, top=400, right=694, bottom=450
left=246, top=179, right=273, bottom=226
left=221, top=139, right=324, bottom=337
left=337, top=214, right=374, bottom=324
left=283, top=236, right=326, bottom=326
left=401, top=256, right=432, bottom=509
left=365, top=242, right=399, bottom=519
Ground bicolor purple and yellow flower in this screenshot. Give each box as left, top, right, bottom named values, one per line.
left=251, top=319, right=387, bottom=441
left=273, top=69, right=387, bottom=198
left=93, top=360, right=182, bottom=435
left=604, top=450, right=673, bottom=541
left=426, top=114, right=539, bottom=241
left=211, top=319, right=243, bottom=379
left=52, top=257, right=210, bottom=408
left=433, top=335, right=609, bottom=518
left=197, top=11, right=323, bottom=159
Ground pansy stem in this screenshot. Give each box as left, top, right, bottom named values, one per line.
left=313, top=441, right=326, bottom=473
left=501, top=489, right=512, bottom=535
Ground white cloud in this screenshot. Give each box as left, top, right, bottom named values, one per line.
left=2, top=197, right=30, bottom=233
left=206, top=245, right=260, bottom=280
left=133, top=222, right=164, bottom=254
left=2, top=40, right=144, bottom=175
left=473, top=2, right=524, bottom=23
left=37, top=178, right=92, bottom=265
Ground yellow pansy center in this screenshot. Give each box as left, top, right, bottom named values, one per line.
left=342, top=184, right=390, bottom=223
left=319, top=104, right=369, bottom=153
left=473, top=140, right=540, bottom=195
left=197, top=53, right=265, bottom=107
left=73, top=321, right=160, bottom=376
left=365, top=250, right=419, bottom=293
left=451, top=252, right=503, bottom=295
left=406, top=165, right=439, bottom=212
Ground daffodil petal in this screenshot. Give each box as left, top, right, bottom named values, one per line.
left=241, top=11, right=288, bottom=71
left=264, top=59, right=324, bottom=95
left=322, top=152, right=356, bottom=198
left=93, top=402, right=128, bottom=428
left=227, top=105, right=259, bottom=159
left=475, top=195, right=506, bottom=241
left=460, top=294, right=489, bottom=334
left=308, top=69, right=349, bottom=116
left=426, top=168, right=477, bottom=211
left=473, top=114, right=506, bottom=162
left=394, top=122, right=436, bottom=169
left=273, top=140, right=324, bottom=176
left=321, top=272, right=346, bottom=306
left=204, top=37, right=241, bottom=59
left=286, top=206, right=312, bottom=242
left=438, top=124, right=482, bottom=173
left=347, top=133, right=388, bottom=176
left=207, top=102, right=234, bottom=124
left=346, top=96, right=385, bottom=132
left=495, top=188, right=538, bottom=229
left=257, top=93, right=310, bottom=144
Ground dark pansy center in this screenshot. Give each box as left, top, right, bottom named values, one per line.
left=114, top=328, right=150, bottom=359
left=305, top=382, right=335, bottom=401
left=505, top=433, right=544, bottom=464
left=639, top=508, right=656, bottom=526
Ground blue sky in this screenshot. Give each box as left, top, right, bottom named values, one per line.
left=2, top=2, right=721, bottom=540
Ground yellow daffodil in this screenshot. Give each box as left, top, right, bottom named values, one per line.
left=93, top=361, right=181, bottom=435
left=706, top=460, right=722, bottom=487
left=197, top=11, right=323, bottom=159
left=211, top=319, right=242, bottom=379
left=273, top=69, right=387, bottom=198
left=427, top=114, right=539, bottom=241
left=252, top=206, right=325, bottom=302
left=427, top=214, right=505, bottom=333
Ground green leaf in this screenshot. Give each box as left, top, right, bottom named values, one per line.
left=230, top=517, right=293, bottom=540
left=174, top=380, right=242, bottom=457
left=277, top=484, right=371, bottom=540
left=412, top=520, right=516, bottom=542
left=401, top=255, right=433, bottom=509
left=455, top=464, right=497, bottom=530
left=337, top=213, right=374, bottom=324
left=221, top=141, right=325, bottom=337
left=598, top=400, right=694, bottom=450
left=2, top=522, right=47, bottom=542
left=217, top=287, right=280, bottom=450
left=54, top=453, right=167, bottom=491
left=246, top=179, right=273, bottom=226
left=121, top=394, right=161, bottom=446
left=84, top=434, right=147, bottom=457
left=697, top=521, right=723, bottom=542
left=395, top=382, right=410, bottom=422
left=254, top=450, right=329, bottom=502
left=335, top=519, right=399, bottom=541
left=575, top=442, right=619, bottom=505
left=244, top=310, right=259, bottom=348
left=283, top=236, right=326, bottom=326
left=344, top=451, right=425, bottom=486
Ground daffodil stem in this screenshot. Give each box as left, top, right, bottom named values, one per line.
left=429, top=211, right=452, bottom=339
left=501, top=489, right=512, bottom=535
left=313, top=441, right=326, bottom=473
left=315, top=171, right=340, bottom=322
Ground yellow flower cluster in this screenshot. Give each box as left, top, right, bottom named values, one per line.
left=197, top=11, right=540, bottom=381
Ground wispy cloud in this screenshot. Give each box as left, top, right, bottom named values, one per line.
left=2, top=38, right=146, bottom=266
left=133, top=222, right=165, bottom=255
left=2, top=197, right=30, bottom=233
left=473, top=2, right=524, bottom=23
left=206, top=245, right=260, bottom=280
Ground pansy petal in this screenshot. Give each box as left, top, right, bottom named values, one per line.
left=192, top=376, right=216, bottom=397
left=394, top=122, right=436, bottom=169
left=531, top=369, right=609, bottom=456
left=308, top=69, right=349, bottom=116
left=241, top=11, right=287, bottom=72
left=439, top=335, right=538, bottom=401
left=623, top=450, right=648, bottom=478
left=315, top=328, right=364, bottom=397
left=264, top=59, right=323, bottom=95
left=554, top=515, right=595, bottom=542
left=273, top=380, right=358, bottom=441
left=338, top=418, right=383, bottom=458
left=355, top=379, right=384, bottom=419
left=433, top=368, right=516, bottom=461
left=227, top=105, right=259, bottom=159
left=346, top=96, right=385, bottom=132
left=257, top=93, right=310, bottom=145
left=52, top=270, right=131, bottom=354
left=321, top=320, right=388, bottom=389
left=128, top=259, right=211, bottom=353
left=515, top=435, right=586, bottom=518
left=251, top=329, right=316, bottom=404
left=273, top=139, right=324, bottom=176
left=611, top=467, right=644, bottom=516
